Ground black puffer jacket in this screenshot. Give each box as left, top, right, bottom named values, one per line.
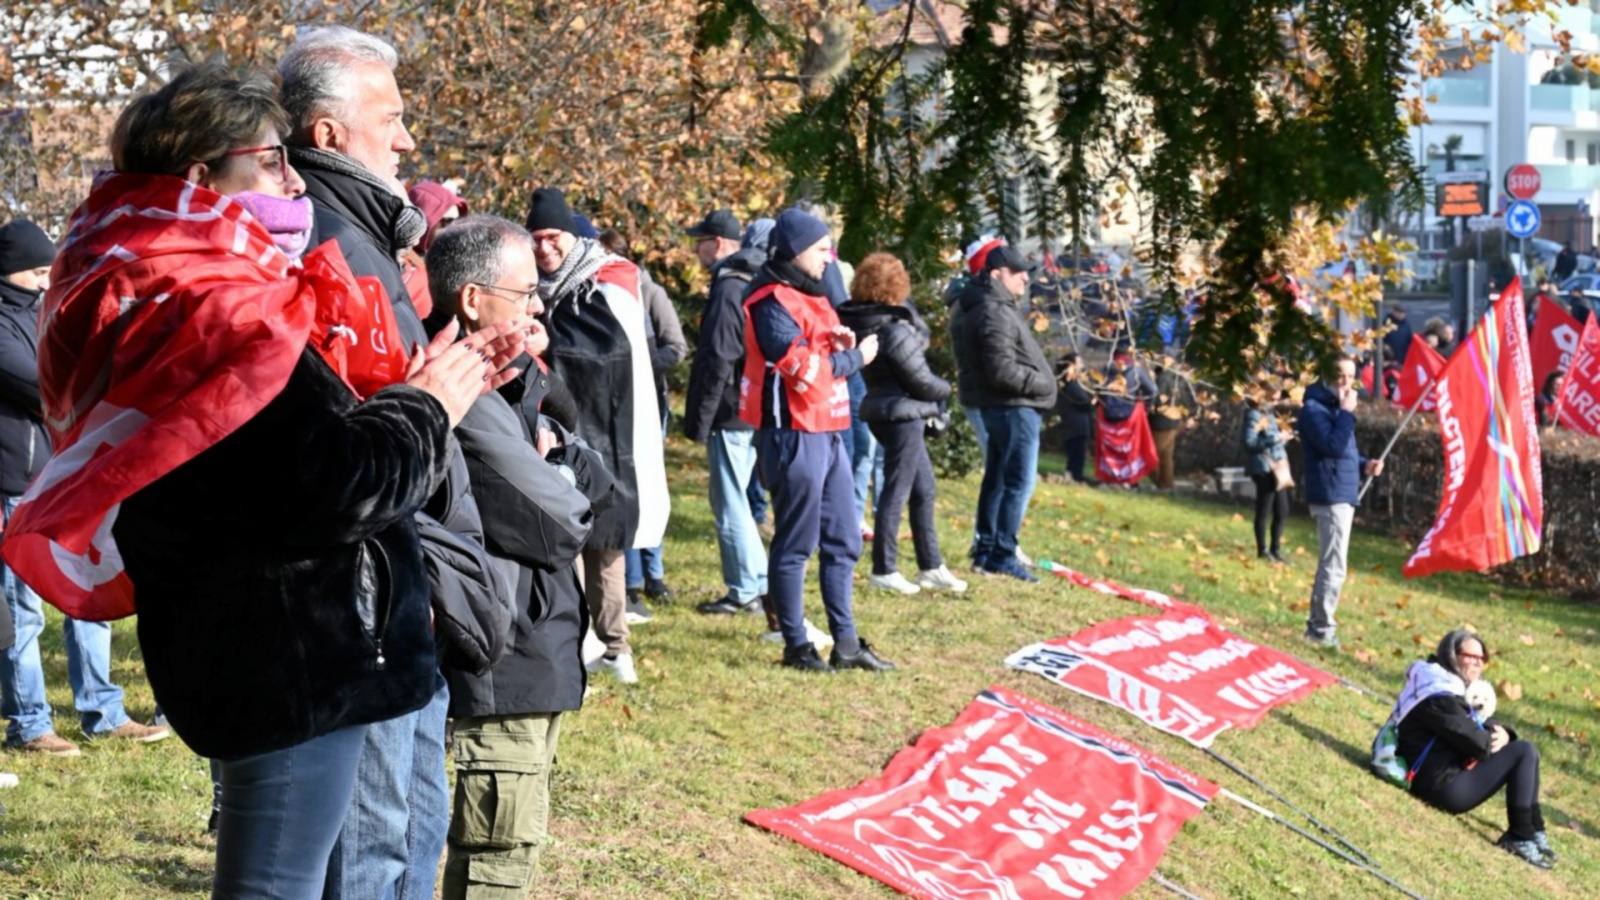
left=114, top=348, right=449, bottom=760
left=0, top=279, right=50, bottom=496
left=836, top=301, right=950, bottom=423
left=951, top=275, right=1057, bottom=411
left=1397, top=692, right=1518, bottom=801
left=447, top=378, right=610, bottom=718
left=684, top=247, right=764, bottom=441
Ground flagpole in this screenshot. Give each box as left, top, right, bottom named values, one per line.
left=1357, top=369, right=1441, bottom=504
left=1219, top=790, right=1427, bottom=900
left=1205, top=748, right=1376, bottom=867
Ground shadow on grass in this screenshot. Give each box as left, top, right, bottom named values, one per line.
left=1277, top=711, right=1371, bottom=770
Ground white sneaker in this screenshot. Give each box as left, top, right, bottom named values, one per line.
left=1015, top=546, right=1033, bottom=567
left=760, top=618, right=833, bottom=649
left=587, top=653, right=638, bottom=685
left=916, top=565, right=968, bottom=593
left=581, top=628, right=607, bottom=666
left=869, top=572, right=922, bottom=595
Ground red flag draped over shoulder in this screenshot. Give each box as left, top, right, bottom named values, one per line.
left=1096, top=401, right=1160, bottom=485
left=1394, top=335, right=1445, bottom=412
left=1404, top=281, right=1543, bottom=578
left=0, top=173, right=363, bottom=620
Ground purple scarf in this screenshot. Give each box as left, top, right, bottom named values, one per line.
left=231, top=192, right=314, bottom=261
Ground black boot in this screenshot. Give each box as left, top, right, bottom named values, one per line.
left=782, top=642, right=834, bottom=673
left=831, top=638, right=898, bottom=672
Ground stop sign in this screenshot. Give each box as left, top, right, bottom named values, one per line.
left=1505, top=163, right=1541, bottom=200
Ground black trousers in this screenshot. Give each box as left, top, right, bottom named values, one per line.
left=1065, top=435, right=1090, bottom=482
left=867, top=418, right=943, bottom=575
left=1251, top=472, right=1288, bottom=554
left=1424, top=740, right=1544, bottom=839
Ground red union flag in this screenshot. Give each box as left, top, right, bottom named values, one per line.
left=1096, top=403, right=1159, bottom=485
left=1394, top=336, right=1445, bottom=412
left=1005, top=609, right=1336, bottom=747
left=746, top=687, right=1217, bottom=900
left=1556, top=315, right=1600, bottom=435
left=1529, top=300, right=1580, bottom=387
left=1404, top=281, right=1543, bottom=577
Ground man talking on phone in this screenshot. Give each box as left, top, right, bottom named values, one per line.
left=1298, top=355, right=1382, bottom=649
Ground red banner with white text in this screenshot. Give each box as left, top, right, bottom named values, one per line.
left=746, top=687, right=1217, bottom=900
left=1404, top=281, right=1543, bottom=577
left=1096, top=403, right=1159, bottom=485
left=1530, top=301, right=1581, bottom=388
left=1556, top=315, right=1600, bottom=436
left=1005, top=608, right=1337, bottom=747
left=1393, top=336, right=1445, bottom=412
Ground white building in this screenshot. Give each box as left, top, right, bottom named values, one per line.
left=1417, top=2, right=1600, bottom=252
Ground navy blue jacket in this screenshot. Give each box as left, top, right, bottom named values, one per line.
left=1298, top=382, right=1367, bottom=505
left=683, top=248, right=764, bottom=441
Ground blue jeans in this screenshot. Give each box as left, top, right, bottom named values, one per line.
left=708, top=429, right=768, bottom=602
left=0, top=495, right=129, bottom=743
left=212, top=724, right=367, bottom=900
left=963, top=405, right=989, bottom=458
left=760, top=430, right=860, bottom=653
left=846, top=373, right=883, bottom=523
left=625, top=412, right=669, bottom=588
left=975, top=407, right=1042, bottom=564
left=746, top=478, right=769, bottom=525
left=323, top=678, right=450, bottom=900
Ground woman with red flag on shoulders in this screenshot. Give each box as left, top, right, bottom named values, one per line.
left=0, top=64, right=528, bottom=898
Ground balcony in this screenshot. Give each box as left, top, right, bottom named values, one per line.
left=1534, top=163, right=1600, bottom=193
left=1530, top=83, right=1600, bottom=113
left=1424, top=77, right=1490, bottom=107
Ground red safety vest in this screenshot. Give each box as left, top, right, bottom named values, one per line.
left=738, top=283, right=853, bottom=432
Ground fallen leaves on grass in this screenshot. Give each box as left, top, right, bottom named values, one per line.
left=1499, top=681, right=1524, bottom=701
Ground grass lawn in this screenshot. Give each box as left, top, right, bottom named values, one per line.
left=0, top=433, right=1595, bottom=898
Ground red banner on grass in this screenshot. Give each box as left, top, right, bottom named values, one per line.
left=1096, top=403, right=1159, bottom=485
left=1556, top=315, right=1600, bottom=435
left=1530, top=300, right=1580, bottom=388
left=747, top=687, right=1216, bottom=900
left=1404, top=281, right=1543, bottom=577
left=1005, top=608, right=1337, bottom=747
left=1394, top=336, right=1445, bottom=412
left=1034, top=560, right=1196, bottom=613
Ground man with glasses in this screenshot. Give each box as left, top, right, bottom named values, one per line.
left=425, top=215, right=604, bottom=896
left=683, top=209, right=773, bottom=619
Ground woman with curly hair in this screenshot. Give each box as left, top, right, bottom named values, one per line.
left=838, top=253, right=965, bottom=594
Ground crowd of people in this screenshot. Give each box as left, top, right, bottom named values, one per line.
left=0, top=24, right=1561, bottom=894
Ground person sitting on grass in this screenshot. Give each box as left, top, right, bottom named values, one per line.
left=1393, top=630, right=1555, bottom=869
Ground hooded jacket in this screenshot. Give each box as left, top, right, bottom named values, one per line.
left=1394, top=659, right=1517, bottom=800
left=684, top=247, right=765, bottom=441
left=951, top=274, right=1057, bottom=411
left=836, top=301, right=950, bottom=424
left=0, top=277, right=50, bottom=496
left=445, top=375, right=609, bottom=718
left=1298, top=381, right=1367, bottom=506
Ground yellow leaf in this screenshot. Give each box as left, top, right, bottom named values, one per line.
left=1498, top=681, right=1523, bottom=701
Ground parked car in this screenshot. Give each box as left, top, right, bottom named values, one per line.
left=1559, top=273, right=1600, bottom=300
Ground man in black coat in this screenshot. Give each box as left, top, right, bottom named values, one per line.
left=279, top=26, right=501, bottom=898
left=951, top=246, right=1057, bottom=582
left=427, top=215, right=612, bottom=897
left=0, top=221, right=161, bottom=756
left=682, top=208, right=772, bottom=616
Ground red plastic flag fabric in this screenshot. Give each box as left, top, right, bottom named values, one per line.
left=1033, top=560, right=1199, bottom=614
left=0, top=173, right=372, bottom=620
left=1529, top=300, right=1581, bottom=388
left=746, top=687, right=1217, bottom=900
left=1404, top=281, right=1543, bottom=577
left=1096, top=403, right=1159, bottom=485
left=1394, top=336, right=1445, bottom=412
left=1555, top=315, right=1600, bottom=435
left=1005, top=608, right=1337, bottom=748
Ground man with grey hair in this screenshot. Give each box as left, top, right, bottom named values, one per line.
left=280, top=25, right=472, bottom=900
left=425, top=215, right=605, bottom=897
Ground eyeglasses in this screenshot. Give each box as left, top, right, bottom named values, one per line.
left=471, top=283, right=540, bottom=308
left=207, top=144, right=291, bottom=184
left=1458, top=652, right=1486, bottom=663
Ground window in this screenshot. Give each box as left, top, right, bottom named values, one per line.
left=1590, top=142, right=1599, bottom=165
left=1567, top=139, right=1577, bottom=162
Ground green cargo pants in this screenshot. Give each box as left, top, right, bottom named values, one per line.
left=441, top=713, right=562, bottom=900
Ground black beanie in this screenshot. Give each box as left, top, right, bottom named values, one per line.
left=525, top=188, right=577, bottom=235
left=0, top=221, right=56, bottom=277
left=772, top=208, right=829, bottom=261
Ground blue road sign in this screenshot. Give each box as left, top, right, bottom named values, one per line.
left=1505, top=200, right=1541, bottom=239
